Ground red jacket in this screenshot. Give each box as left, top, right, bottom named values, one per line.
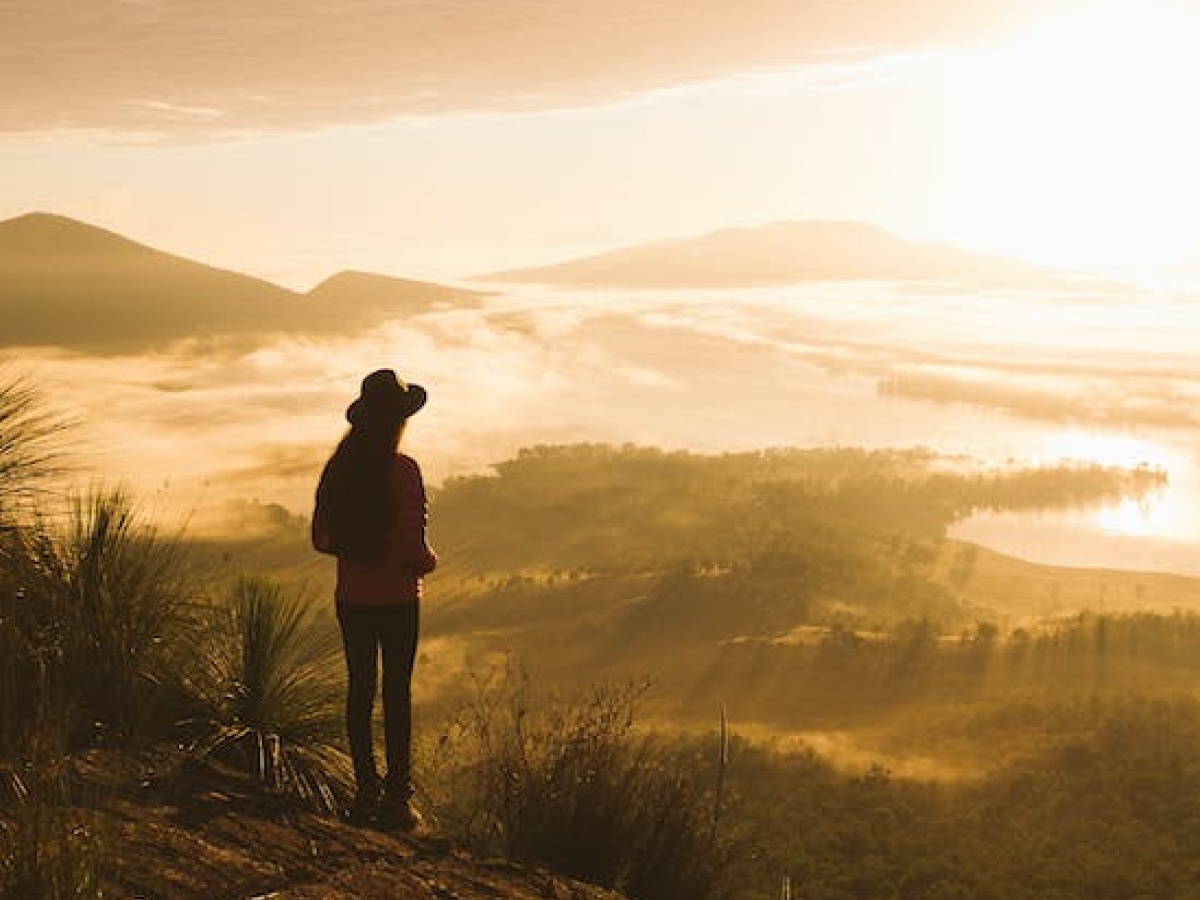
left=313, top=453, right=437, bottom=605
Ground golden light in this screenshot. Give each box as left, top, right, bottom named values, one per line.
left=1044, top=430, right=1168, bottom=470
left=1042, top=430, right=1180, bottom=539
left=1096, top=495, right=1170, bottom=538
left=957, top=1, right=1200, bottom=274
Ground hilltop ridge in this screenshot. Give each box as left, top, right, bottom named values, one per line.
left=0, top=212, right=475, bottom=352
left=308, top=269, right=483, bottom=313
left=54, top=747, right=629, bottom=900
left=482, top=219, right=1086, bottom=289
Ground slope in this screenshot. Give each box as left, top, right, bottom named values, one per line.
left=482, top=220, right=1086, bottom=289
left=0, top=213, right=476, bottom=352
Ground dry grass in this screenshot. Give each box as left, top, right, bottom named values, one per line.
left=0, top=374, right=74, bottom=527
left=423, top=666, right=734, bottom=900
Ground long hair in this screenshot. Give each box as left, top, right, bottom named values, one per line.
left=316, top=419, right=404, bottom=563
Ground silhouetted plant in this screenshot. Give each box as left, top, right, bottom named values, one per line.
left=0, top=374, right=73, bottom=528
left=425, top=668, right=734, bottom=900
left=0, top=489, right=197, bottom=755
left=186, top=575, right=352, bottom=811
left=0, top=376, right=72, bottom=775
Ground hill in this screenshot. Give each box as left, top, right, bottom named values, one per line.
left=307, top=269, right=483, bottom=315
left=414, top=445, right=1170, bottom=690
left=481, top=220, right=1080, bottom=289
left=201, top=442, right=1200, bottom=770
left=0, top=213, right=476, bottom=352
left=9, top=747, right=628, bottom=900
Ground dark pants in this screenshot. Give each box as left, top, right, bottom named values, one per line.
left=336, top=602, right=419, bottom=798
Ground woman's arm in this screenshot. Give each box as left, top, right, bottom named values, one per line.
left=311, top=461, right=338, bottom=555
left=393, top=455, right=437, bottom=575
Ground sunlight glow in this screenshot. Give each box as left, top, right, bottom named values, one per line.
left=1040, top=430, right=1184, bottom=540
left=1096, top=495, right=1171, bottom=538
left=1043, top=430, right=1169, bottom=470
left=959, top=1, right=1200, bottom=274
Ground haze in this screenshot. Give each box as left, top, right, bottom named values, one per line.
left=4, top=0, right=1200, bottom=284
left=4, top=0, right=1200, bottom=577
left=11, top=8, right=1200, bottom=896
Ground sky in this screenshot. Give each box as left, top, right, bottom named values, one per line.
left=4, top=0, right=1200, bottom=288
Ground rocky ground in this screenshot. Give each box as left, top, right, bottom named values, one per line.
left=8, top=749, right=629, bottom=900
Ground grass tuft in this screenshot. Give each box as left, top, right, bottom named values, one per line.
left=0, top=768, right=109, bottom=900
left=185, top=575, right=352, bottom=811
left=0, top=373, right=74, bottom=528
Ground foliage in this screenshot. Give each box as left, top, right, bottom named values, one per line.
left=424, top=444, right=1164, bottom=710
left=0, top=811, right=107, bottom=900
left=710, top=698, right=1200, bottom=900
left=0, top=373, right=73, bottom=529
left=686, top=610, right=1200, bottom=729
left=186, top=575, right=352, bottom=811
left=431, top=444, right=1161, bottom=574
left=423, top=680, right=1200, bottom=900
left=0, top=488, right=197, bottom=756
left=0, top=770, right=108, bottom=900
left=424, top=669, right=734, bottom=900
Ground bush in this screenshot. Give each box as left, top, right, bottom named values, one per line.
left=186, top=575, right=352, bottom=811
left=0, top=489, right=198, bottom=756
left=0, top=809, right=107, bottom=900
left=425, top=669, right=734, bottom=900
left=0, top=769, right=108, bottom=900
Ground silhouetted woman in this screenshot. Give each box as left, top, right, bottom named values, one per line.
left=312, top=369, right=437, bottom=828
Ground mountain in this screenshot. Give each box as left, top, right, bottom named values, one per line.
left=0, top=213, right=475, bottom=353
left=307, top=269, right=482, bottom=315
left=481, top=220, right=1077, bottom=289
left=0, top=213, right=298, bottom=352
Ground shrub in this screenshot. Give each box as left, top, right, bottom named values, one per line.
left=0, top=769, right=108, bottom=900
left=424, top=668, right=734, bottom=900
left=0, top=489, right=198, bottom=756
left=186, top=575, right=352, bottom=811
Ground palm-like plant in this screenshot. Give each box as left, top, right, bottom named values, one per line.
left=0, top=374, right=73, bottom=528
left=188, top=576, right=352, bottom=811
left=64, top=489, right=197, bottom=741
left=0, top=488, right=196, bottom=754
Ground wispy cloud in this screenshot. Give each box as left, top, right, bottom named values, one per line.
left=2, top=0, right=1049, bottom=135
left=881, top=367, right=1200, bottom=431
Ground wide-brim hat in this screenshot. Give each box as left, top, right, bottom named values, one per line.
left=346, top=368, right=427, bottom=426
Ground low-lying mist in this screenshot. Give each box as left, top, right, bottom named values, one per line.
left=11, top=279, right=1200, bottom=574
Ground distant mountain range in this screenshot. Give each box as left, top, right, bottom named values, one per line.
left=482, top=220, right=1079, bottom=289
left=0, top=213, right=480, bottom=353
left=2, top=213, right=1095, bottom=353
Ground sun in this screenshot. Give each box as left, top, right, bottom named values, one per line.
left=1097, top=496, right=1170, bottom=539
left=952, top=1, right=1200, bottom=276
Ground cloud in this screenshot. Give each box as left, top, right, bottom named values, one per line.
left=2, top=0, right=1049, bottom=135
left=879, top=366, right=1200, bottom=430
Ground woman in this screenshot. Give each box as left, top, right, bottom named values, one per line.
left=312, top=369, right=437, bottom=828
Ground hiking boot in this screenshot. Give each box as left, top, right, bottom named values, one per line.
left=347, top=785, right=381, bottom=826
left=375, top=794, right=425, bottom=832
